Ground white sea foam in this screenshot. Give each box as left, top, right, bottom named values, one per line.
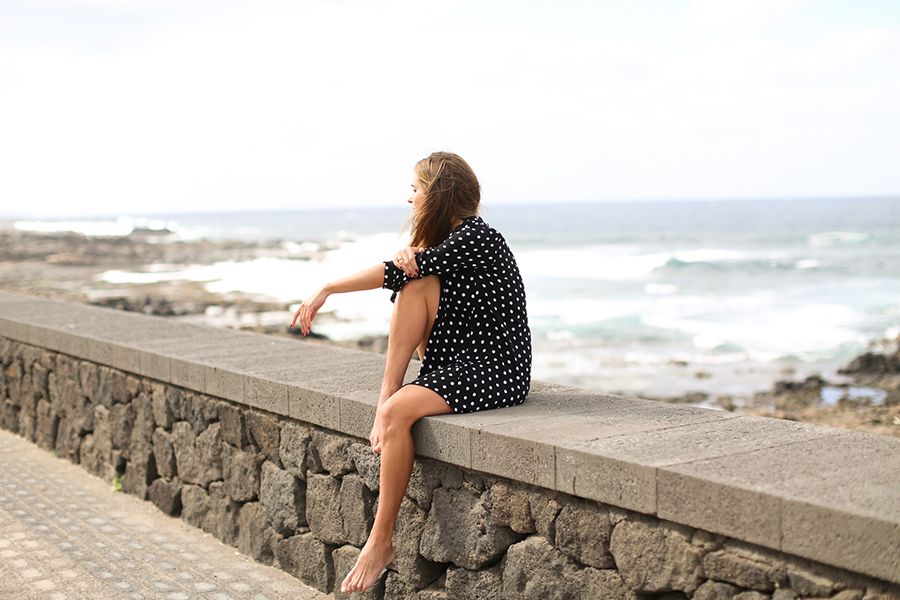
left=96, top=232, right=410, bottom=336
left=281, top=240, right=321, bottom=254
left=517, top=246, right=671, bottom=280
left=669, top=248, right=753, bottom=263
left=644, top=283, right=678, bottom=295
left=807, top=230, right=870, bottom=248
left=642, top=301, right=865, bottom=362
left=795, top=259, right=820, bottom=269
left=527, top=297, right=640, bottom=324
left=517, top=245, right=782, bottom=282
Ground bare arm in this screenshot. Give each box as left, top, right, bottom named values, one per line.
left=291, top=263, right=387, bottom=335
left=323, top=263, right=386, bottom=294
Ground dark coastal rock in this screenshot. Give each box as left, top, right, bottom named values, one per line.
left=260, top=460, right=306, bottom=534
left=275, top=532, right=337, bottom=594
left=149, top=382, right=173, bottom=430
left=237, top=501, right=276, bottom=564
left=786, top=563, right=844, bottom=596
left=773, top=374, right=826, bottom=394
left=407, top=458, right=461, bottom=511
left=89, top=295, right=209, bottom=316
left=223, top=444, right=264, bottom=502
left=148, top=477, right=182, bottom=516
left=121, top=443, right=156, bottom=500
left=839, top=338, right=900, bottom=376
left=384, top=570, right=449, bottom=600
left=609, top=517, right=704, bottom=594
left=165, top=385, right=187, bottom=421
left=500, top=535, right=585, bottom=599
left=204, top=481, right=240, bottom=545
left=279, top=421, right=312, bottom=478
left=347, top=442, right=381, bottom=491
left=246, top=410, right=282, bottom=467
left=702, top=549, right=781, bottom=591
left=34, top=399, right=58, bottom=451
left=218, top=402, right=248, bottom=447
left=180, top=483, right=209, bottom=529
left=489, top=480, right=535, bottom=534
left=0, top=399, right=18, bottom=433
left=693, top=580, right=740, bottom=600
left=583, top=567, right=644, bottom=600
left=391, top=496, right=444, bottom=588
left=307, top=429, right=354, bottom=476
left=554, top=498, right=615, bottom=568
left=171, top=421, right=223, bottom=487
left=445, top=565, right=503, bottom=600
left=80, top=405, right=112, bottom=477
left=306, top=473, right=347, bottom=545
left=340, top=474, right=375, bottom=547
left=54, top=414, right=81, bottom=462
left=110, top=402, right=135, bottom=450
left=152, top=427, right=177, bottom=479
left=420, top=486, right=525, bottom=570
left=185, top=391, right=219, bottom=435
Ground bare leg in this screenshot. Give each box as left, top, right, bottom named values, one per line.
left=342, top=277, right=452, bottom=594
left=380, top=276, right=441, bottom=401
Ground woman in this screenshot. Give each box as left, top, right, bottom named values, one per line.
left=290, top=151, right=532, bottom=593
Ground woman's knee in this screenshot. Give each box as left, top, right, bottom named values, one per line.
left=375, top=398, right=414, bottom=433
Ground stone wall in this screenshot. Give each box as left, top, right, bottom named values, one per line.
left=2, top=336, right=898, bottom=600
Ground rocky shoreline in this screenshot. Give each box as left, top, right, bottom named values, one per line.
left=643, top=335, right=900, bottom=438
left=2, top=223, right=897, bottom=437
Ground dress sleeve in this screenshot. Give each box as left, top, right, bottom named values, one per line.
left=382, top=222, right=498, bottom=302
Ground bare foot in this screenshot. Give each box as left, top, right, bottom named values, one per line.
left=340, top=539, right=395, bottom=594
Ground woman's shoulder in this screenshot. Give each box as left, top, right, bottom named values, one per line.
left=459, top=216, right=505, bottom=243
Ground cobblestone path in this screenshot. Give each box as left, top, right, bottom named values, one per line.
left=0, top=429, right=328, bottom=600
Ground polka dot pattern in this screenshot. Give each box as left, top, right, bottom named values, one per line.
left=383, top=215, right=532, bottom=414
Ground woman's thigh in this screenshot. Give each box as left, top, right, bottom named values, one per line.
left=379, top=382, right=454, bottom=429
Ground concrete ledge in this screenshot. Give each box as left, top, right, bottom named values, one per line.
left=0, top=290, right=898, bottom=584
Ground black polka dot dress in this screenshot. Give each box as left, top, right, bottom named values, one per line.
left=382, top=215, right=532, bottom=414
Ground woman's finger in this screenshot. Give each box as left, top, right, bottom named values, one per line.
left=403, top=248, right=419, bottom=276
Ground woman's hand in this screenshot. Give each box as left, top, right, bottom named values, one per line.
left=369, top=413, right=384, bottom=454
left=290, top=286, right=330, bottom=336
left=393, top=246, right=425, bottom=278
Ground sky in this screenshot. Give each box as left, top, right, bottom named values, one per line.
left=1, top=0, right=899, bottom=218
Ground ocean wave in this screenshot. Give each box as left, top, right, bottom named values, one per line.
left=96, top=232, right=407, bottom=306
left=518, top=245, right=791, bottom=280
left=669, top=248, right=754, bottom=263
left=517, top=246, right=670, bottom=280
left=807, top=230, right=870, bottom=248
left=641, top=302, right=866, bottom=363
left=644, top=283, right=678, bottom=295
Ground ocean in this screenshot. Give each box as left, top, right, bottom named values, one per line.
left=14, top=197, right=900, bottom=405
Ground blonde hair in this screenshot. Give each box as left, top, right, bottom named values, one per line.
left=406, top=151, right=481, bottom=248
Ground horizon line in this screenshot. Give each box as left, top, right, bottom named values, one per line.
left=2, top=194, right=898, bottom=221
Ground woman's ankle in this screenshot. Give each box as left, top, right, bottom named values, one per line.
left=363, top=533, right=395, bottom=552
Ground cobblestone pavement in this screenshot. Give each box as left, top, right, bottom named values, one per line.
left=0, top=429, right=329, bottom=600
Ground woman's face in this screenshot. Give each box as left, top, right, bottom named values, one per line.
left=408, top=176, right=425, bottom=213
